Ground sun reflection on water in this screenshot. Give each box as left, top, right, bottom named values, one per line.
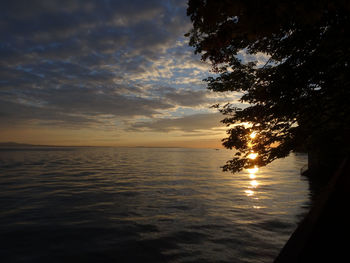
left=244, top=130, right=261, bottom=206
left=244, top=165, right=260, bottom=199
left=250, top=180, right=259, bottom=188
left=245, top=189, right=254, bottom=196
left=249, top=174, right=256, bottom=179
left=247, top=166, right=259, bottom=174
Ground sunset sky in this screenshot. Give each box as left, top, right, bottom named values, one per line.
left=0, top=0, right=267, bottom=147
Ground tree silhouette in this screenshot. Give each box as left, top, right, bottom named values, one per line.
left=186, top=0, right=350, bottom=173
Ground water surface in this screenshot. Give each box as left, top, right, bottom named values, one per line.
left=0, top=147, right=309, bottom=262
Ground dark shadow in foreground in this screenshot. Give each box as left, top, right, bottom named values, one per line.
left=274, top=158, right=350, bottom=262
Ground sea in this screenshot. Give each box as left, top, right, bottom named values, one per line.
left=0, top=147, right=310, bottom=263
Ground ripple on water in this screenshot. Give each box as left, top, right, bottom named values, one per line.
left=0, top=147, right=309, bottom=263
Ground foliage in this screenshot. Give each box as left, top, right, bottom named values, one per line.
left=186, top=0, right=350, bottom=173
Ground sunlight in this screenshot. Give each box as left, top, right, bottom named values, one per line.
left=249, top=174, right=256, bottom=179
left=247, top=166, right=259, bottom=174
left=250, top=131, right=257, bottom=139
left=250, top=180, right=259, bottom=188
left=245, top=163, right=259, bottom=198
left=245, top=190, right=254, bottom=196
left=247, top=141, right=253, bottom=148
left=244, top=129, right=260, bottom=199
left=247, top=152, right=258, bottom=160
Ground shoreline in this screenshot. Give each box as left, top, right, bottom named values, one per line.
left=274, top=158, right=349, bottom=262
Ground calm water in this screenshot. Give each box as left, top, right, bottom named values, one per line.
left=0, top=147, right=309, bottom=263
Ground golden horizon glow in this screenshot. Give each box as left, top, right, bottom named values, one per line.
left=0, top=127, right=225, bottom=149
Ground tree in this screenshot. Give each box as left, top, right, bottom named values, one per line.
left=186, top=0, right=350, bottom=174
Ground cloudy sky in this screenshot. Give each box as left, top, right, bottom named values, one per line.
left=0, top=0, right=245, bottom=147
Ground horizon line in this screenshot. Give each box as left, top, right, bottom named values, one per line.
left=0, top=142, right=224, bottom=150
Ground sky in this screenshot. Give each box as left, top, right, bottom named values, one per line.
left=0, top=0, right=256, bottom=148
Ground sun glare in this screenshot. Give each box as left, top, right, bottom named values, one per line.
left=247, top=166, right=259, bottom=174
left=244, top=129, right=261, bottom=200
left=247, top=152, right=258, bottom=160
left=249, top=174, right=256, bottom=179
left=245, top=190, right=254, bottom=196
left=250, top=180, right=259, bottom=187
left=249, top=131, right=257, bottom=139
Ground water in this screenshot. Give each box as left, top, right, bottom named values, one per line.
left=0, top=147, right=310, bottom=263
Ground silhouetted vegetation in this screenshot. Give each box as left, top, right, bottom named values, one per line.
left=186, top=0, right=350, bottom=173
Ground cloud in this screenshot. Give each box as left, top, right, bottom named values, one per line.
left=0, top=0, right=191, bottom=67
left=0, top=99, right=99, bottom=128
left=0, top=0, right=235, bottom=138
left=237, top=50, right=270, bottom=67
left=148, top=86, right=217, bottom=107
left=0, top=82, right=232, bottom=129
left=0, top=84, right=175, bottom=128
left=130, top=112, right=224, bottom=132
left=164, top=89, right=209, bottom=107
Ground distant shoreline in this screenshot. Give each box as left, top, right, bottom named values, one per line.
left=0, top=142, right=94, bottom=148
left=0, top=142, right=223, bottom=150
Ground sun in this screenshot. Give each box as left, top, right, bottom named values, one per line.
left=247, top=152, right=258, bottom=160
left=249, top=131, right=257, bottom=139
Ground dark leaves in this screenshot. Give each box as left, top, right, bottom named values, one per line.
left=187, top=0, right=350, bottom=173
